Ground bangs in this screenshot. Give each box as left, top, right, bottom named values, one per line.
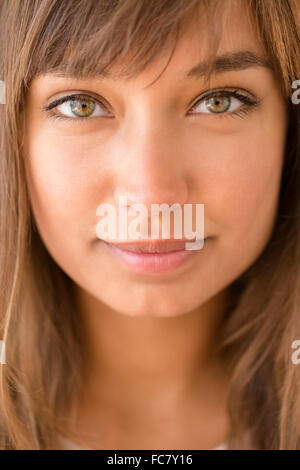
left=17, top=0, right=223, bottom=86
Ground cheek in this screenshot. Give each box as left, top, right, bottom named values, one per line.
left=24, top=131, right=112, bottom=268
left=216, top=150, right=281, bottom=248
left=193, top=118, right=286, bottom=268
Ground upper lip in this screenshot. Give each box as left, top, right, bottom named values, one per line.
left=105, top=238, right=208, bottom=253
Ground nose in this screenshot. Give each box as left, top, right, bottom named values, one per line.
left=113, top=119, right=189, bottom=210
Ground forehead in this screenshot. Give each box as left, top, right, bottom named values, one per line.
left=29, top=0, right=268, bottom=94
left=86, top=0, right=265, bottom=84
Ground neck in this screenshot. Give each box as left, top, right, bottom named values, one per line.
left=73, top=287, right=232, bottom=415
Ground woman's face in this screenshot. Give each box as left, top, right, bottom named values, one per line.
left=23, top=1, right=288, bottom=318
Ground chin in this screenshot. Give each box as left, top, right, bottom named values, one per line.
left=95, top=292, right=202, bottom=319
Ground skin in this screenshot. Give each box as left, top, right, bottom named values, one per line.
left=23, top=0, right=287, bottom=450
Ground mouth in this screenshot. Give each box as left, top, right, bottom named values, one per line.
left=101, top=237, right=212, bottom=274
left=104, top=238, right=208, bottom=253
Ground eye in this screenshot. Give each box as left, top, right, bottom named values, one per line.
left=43, top=94, right=112, bottom=120
left=193, top=95, right=240, bottom=114
left=188, top=89, right=260, bottom=117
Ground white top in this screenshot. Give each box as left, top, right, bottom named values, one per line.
left=60, top=426, right=255, bottom=450
left=60, top=436, right=229, bottom=450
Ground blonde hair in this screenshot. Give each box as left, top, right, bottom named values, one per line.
left=0, top=0, right=299, bottom=449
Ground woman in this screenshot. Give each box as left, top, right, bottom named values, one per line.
left=0, top=0, right=299, bottom=450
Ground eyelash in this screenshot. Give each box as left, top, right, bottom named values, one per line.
left=42, top=94, right=108, bottom=122
left=42, top=88, right=260, bottom=122
left=188, top=88, right=260, bottom=119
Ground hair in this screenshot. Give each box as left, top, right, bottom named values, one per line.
left=0, top=0, right=299, bottom=450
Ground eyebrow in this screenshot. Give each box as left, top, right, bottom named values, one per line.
left=49, top=50, right=272, bottom=81
left=186, top=50, right=272, bottom=78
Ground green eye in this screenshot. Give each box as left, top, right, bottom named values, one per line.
left=44, top=93, right=111, bottom=120
left=204, top=96, right=231, bottom=113
left=69, top=98, right=96, bottom=117
left=189, top=89, right=260, bottom=117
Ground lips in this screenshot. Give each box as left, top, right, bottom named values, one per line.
left=104, top=238, right=207, bottom=254
left=100, top=237, right=211, bottom=274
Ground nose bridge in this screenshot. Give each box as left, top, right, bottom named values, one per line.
left=113, top=111, right=188, bottom=208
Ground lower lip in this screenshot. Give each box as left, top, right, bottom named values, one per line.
left=104, top=238, right=211, bottom=274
